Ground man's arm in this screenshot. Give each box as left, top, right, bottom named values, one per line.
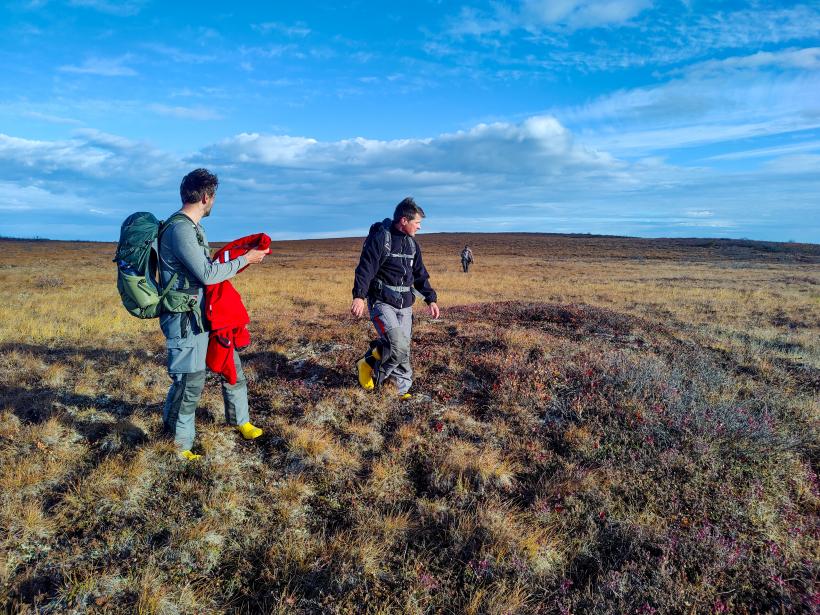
left=412, top=242, right=439, bottom=318
left=352, top=235, right=382, bottom=299
left=412, top=242, right=437, bottom=304
left=350, top=234, right=382, bottom=318
left=169, top=223, right=247, bottom=285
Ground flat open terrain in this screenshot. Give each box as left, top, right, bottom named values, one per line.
left=1, top=234, right=818, bottom=614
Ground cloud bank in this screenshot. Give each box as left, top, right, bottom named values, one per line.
left=1, top=110, right=817, bottom=242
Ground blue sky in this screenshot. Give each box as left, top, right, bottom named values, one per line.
left=1, top=0, right=818, bottom=242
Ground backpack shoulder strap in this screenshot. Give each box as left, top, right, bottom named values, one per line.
left=379, top=222, right=418, bottom=263
left=155, top=213, right=196, bottom=294
left=375, top=222, right=391, bottom=266
left=159, top=212, right=206, bottom=248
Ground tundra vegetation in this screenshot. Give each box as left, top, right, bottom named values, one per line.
left=0, top=234, right=818, bottom=614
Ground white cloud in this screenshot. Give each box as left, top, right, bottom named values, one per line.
left=0, top=181, right=88, bottom=212
left=762, top=153, right=820, bottom=175
left=22, top=110, right=83, bottom=125
left=252, top=22, right=311, bottom=37
left=148, top=104, right=222, bottom=121
left=0, top=133, right=109, bottom=172
left=205, top=134, right=320, bottom=166
left=561, top=52, right=820, bottom=155
left=202, top=115, right=615, bottom=177
left=677, top=47, right=820, bottom=77
left=597, top=7, right=820, bottom=71
left=239, top=43, right=302, bottom=60
left=58, top=55, right=137, bottom=77
left=450, top=0, right=652, bottom=35
left=143, top=43, right=215, bottom=64
left=443, top=5, right=820, bottom=75
left=521, top=0, right=652, bottom=30
left=67, top=0, right=148, bottom=16
left=583, top=119, right=820, bottom=155
left=0, top=130, right=181, bottom=184
left=706, top=140, right=820, bottom=162
left=672, top=219, right=734, bottom=228
left=681, top=6, right=820, bottom=53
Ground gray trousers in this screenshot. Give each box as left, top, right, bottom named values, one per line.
left=162, top=349, right=250, bottom=451
left=369, top=301, right=414, bottom=394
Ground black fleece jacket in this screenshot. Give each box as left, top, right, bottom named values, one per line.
left=352, top=219, right=437, bottom=308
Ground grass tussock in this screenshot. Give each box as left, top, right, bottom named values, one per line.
left=1, top=235, right=818, bottom=613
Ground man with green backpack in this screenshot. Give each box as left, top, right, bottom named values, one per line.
left=161, top=168, right=268, bottom=459
left=115, top=168, right=267, bottom=460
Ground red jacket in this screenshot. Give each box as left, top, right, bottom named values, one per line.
left=205, top=233, right=271, bottom=383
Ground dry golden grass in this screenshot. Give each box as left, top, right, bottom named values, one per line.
left=431, top=439, right=518, bottom=493
left=3, top=235, right=818, bottom=354
left=1, top=234, right=818, bottom=613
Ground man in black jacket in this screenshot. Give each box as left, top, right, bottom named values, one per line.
left=350, top=197, right=440, bottom=398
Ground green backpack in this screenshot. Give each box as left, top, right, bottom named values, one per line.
left=113, top=212, right=199, bottom=319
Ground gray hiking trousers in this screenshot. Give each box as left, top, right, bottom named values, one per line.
left=369, top=301, right=414, bottom=394
left=162, top=345, right=249, bottom=451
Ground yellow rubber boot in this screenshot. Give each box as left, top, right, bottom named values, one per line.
left=399, top=393, right=412, bottom=401
left=179, top=450, right=202, bottom=461
left=357, top=358, right=374, bottom=390
left=237, top=422, right=263, bottom=440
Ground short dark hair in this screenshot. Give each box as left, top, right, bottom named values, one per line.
left=393, top=197, right=425, bottom=224
left=180, top=168, right=218, bottom=205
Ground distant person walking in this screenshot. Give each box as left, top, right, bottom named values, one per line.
left=461, top=245, right=474, bottom=273
left=350, top=197, right=440, bottom=398
left=159, top=168, right=268, bottom=460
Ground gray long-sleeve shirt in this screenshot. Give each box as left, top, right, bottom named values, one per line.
left=158, top=212, right=246, bottom=337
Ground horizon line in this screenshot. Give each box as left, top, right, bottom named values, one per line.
left=1, top=231, right=818, bottom=248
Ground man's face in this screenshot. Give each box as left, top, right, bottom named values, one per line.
left=400, top=214, right=423, bottom=237
left=202, top=193, right=216, bottom=217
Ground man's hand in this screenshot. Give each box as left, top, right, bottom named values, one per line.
left=245, top=249, right=267, bottom=265
left=351, top=297, right=367, bottom=318
left=428, top=302, right=440, bottom=319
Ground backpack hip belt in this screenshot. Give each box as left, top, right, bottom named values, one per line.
left=374, top=278, right=424, bottom=302
left=376, top=279, right=411, bottom=293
